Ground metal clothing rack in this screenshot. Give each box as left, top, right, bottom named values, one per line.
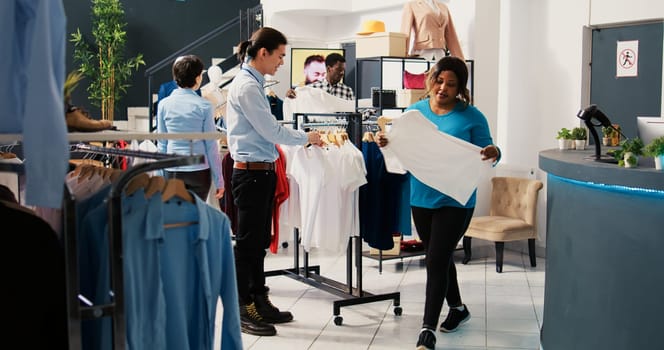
left=265, top=112, right=402, bottom=326
left=63, top=141, right=204, bottom=350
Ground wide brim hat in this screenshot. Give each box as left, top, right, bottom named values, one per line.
left=357, top=20, right=386, bottom=35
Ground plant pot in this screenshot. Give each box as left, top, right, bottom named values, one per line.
left=623, top=152, right=638, bottom=168
left=602, top=137, right=611, bottom=146
left=566, top=139, right=575, bottom=150
left=655, top=155, right=663, bottom=170
left=558, top=139, right=567, bottom=150
left=574, top=140, right=586, bottom=150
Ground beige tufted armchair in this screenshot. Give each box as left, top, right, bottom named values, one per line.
left=461, top=177, right=543, bottom=272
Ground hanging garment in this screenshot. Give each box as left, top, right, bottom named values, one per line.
left=1, top=0, right=69, bottom=208
left=359, top=141, right=410, bottom=250
left=282, top=86, right=355, bottom=122
left=76, top=182, right=242, bottom=350
left=270, top=145, right=289, bottom=253
left=220, top=152, right=237, bottom=234
left=2, top=198, right=68, bottom=349
left=287, top=142, right=367, bottom=254
left=267, top=94, right=284, bottom=121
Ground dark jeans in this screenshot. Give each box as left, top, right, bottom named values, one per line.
left=411, top=205, right=474, bottom=329
left=231, top=168, right=276, bottom=304
left=163, top=168, right=211, bottom=201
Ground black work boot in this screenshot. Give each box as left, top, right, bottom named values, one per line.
left=253, top=293, right=294, bottom=324
left=239, top=302, right=277, bottom=336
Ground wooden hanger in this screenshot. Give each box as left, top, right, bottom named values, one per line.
left=327, top=132, right=338, bottom=146
left=109, top=169, right=123, bottom=183
left=362, top=131, right=375, bottom=142
left=319, top=130, right=330, bottom=146
left=162, top=178, right=193, bottom=203
left=145, top=175, right=166, bottom=198
left=377, top=116, right=392, bottom=132
left=0, top=151, right=17, bottom=159
left=335, top=131, right=346, bottom=146
left=77, top=164, right=96, bottom=183
left=124, top=173, right=150, bottom=196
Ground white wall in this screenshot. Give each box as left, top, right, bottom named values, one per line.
left=261, top=0, right=663, bottom=255
left=590, top=0, right=664, bottom=25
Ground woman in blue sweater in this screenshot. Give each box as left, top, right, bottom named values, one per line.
left=377, top=56, right=500, bottom=350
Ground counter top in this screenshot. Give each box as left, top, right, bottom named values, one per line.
left=539, top=148, right=663, bottom=191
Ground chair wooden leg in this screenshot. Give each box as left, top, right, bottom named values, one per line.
left=462, top=236, right=472, bottom=264
left=528, top=238, right=537, bottom=267
left=495, top=242, right=504, bottom=273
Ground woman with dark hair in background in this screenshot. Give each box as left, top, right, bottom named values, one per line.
left=157, top=54, right=224, bottom=201
left=377, top=56, right=500, bottom=350
left=225, top=26, right=323, bottom=337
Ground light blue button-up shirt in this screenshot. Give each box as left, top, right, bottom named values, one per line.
left=0, top=0, right=69, bottom=208
left=157, top=88, right=224, bottom=190
left=226, top=63, right=308, bottom=162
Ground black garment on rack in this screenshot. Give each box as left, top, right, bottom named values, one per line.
left=220, top=152, right=238, bottom=234
left=267, top=95, right=284, bottom=121
left=359, top=142, right=409, bottom=250
left=1, top=195, right=68, bottom=349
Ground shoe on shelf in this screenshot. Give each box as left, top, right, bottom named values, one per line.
left=253, top=292, right=294, bottom=324
left=65, top=106, right=114, bottom=132
left=439, top=304, right=471, bottom=333
left=416, top=328, right=436, bottom=350
left=239, top=302, right=276, bottom=336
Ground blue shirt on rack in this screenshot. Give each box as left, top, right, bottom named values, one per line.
left=78, top=187, right=242, bottom=349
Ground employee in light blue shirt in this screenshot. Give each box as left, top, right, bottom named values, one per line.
left=226, top=27, right=322, bottom=336
left=157, top=55, right=224, bottom=201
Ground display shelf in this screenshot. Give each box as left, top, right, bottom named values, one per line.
left=362, top=250, right=426, bottom=273
left=362, top=244, right=464, bottom=273
left=354, top=56, right=474, bottom=116
left=355, top=56, right=434, bottom=116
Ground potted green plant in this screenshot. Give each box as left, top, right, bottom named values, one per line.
left=613, top=137, right=644, bottom=168
left=601, top=126, right=613, bottom=146
left=70, top=0, right=145, bottom=121
left=556, top=127, right=573, bottom=150
left=571, top=127, right=587, bottom=150
left=644, top=135, right=664, bottom=170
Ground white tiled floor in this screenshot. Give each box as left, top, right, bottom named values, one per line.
left=218, top=244, right=545, bottom=350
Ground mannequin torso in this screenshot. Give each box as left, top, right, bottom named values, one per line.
left=400, top=0, right=465, bottom=60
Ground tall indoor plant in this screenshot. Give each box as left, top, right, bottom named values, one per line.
left=70, top=0, right=145, bottom=121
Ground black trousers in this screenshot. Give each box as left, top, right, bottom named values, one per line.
left=411, top=205, right=474, bottom=330
left=163, top=168, right=211, bottom=201
left=231, top=168, right=276, bottom=304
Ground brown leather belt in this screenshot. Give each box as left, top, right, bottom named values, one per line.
left=233, top=161, right=275, bottom=171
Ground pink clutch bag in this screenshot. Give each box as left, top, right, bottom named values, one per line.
left=403, top=70, right=427, bottom=89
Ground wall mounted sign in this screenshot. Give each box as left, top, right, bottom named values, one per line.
left=616, top=40, right=639, bottom=77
